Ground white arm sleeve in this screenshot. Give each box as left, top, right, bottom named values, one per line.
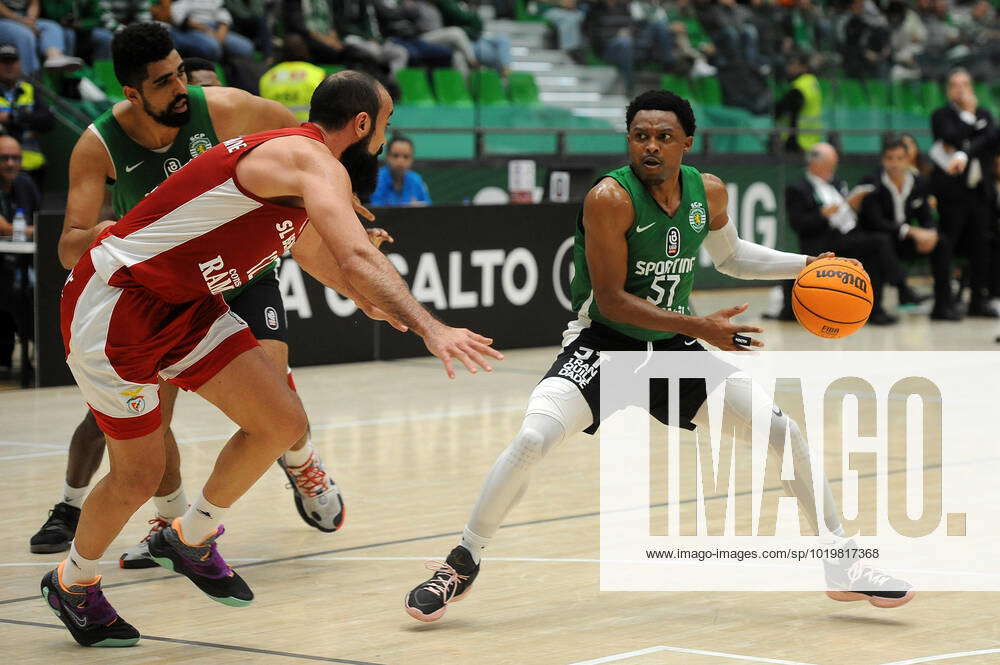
left=704, top=220, right=807, bottom=280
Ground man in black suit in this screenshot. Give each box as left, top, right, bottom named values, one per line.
left=778, top=142, right=897, bottom=324
left=859, top=137, right=959, bottom=320
left=929, top=68, right=999, bottom=318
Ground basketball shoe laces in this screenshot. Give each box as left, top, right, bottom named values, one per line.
left=846, top=560, right=891, bottom=588
left=286, top=454, right=331, bottom=498
left=141, top=516, right=169, bottom=543
left=421, top=561, right=470, bottom=603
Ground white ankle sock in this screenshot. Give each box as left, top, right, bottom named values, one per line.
left=178, top=493, right=228, bottom=545
left=62, top=483, right=87, bottom=509
left=460, top=527, right=490, bottom=565
left=153, top=485, right=188, bottom=520
left=63, top=542, right=99, bottom=586
left=282, top=442, right=314, bottom=469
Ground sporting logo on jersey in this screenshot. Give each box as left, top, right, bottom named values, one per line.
left=688, top=201, right=706, bottom=233
left=120, top=386, right=146, bottom=414
left=189, top=132, right=213, bottom=158
left=163, top=157, right=183, bottom=177
left=666, top=227, right=680, bottom=257
left=265, top=306, right=279, bottom=330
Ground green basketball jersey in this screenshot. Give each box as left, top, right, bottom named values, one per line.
left=90, top=85, right=273, bottom=298
left=91, top=85, right=219, bottom=218
left=570, top=163, right=709, bottom=342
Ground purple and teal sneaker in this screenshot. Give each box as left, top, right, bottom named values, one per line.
left=147, top=518, right=253, bottom=607
left=40, top=563, right=139, bottom=647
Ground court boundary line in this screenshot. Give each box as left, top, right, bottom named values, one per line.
left=565, top=644, right=821, bottom=665
left=0, top=618, right=387, bottom=664
left=879, top=649, right=1000, bottom=665
left=0, top=462, right=940, bottom=607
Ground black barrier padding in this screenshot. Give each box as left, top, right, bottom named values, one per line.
left=36, top=213, right=74, bottom=388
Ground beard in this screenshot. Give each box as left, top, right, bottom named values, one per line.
left=143, top=93, right=191, bottom=128
left=340, top=133, right=381, bottom=201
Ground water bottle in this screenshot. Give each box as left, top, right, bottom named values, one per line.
left=11, top=208, right=26, bottom=242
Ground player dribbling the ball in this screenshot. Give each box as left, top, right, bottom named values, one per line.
left=404, top=89, right=915, bottom=622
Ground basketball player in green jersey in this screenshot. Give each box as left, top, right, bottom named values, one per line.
left=30, top=23, right=383, bottom=562
left=405, top=90, right=915, bottom=621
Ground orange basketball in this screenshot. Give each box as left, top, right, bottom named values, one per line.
left=791, top=258, right=873, bottom=338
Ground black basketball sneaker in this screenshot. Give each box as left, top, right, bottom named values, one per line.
left=147, top=518, right=253, bottom=607
left=824, top=541, right=915, bottom=608
left=30, top=502, right=80, bottom=554
left=40, top=563, right=140, bottom=647
left=405, top=545, right=480, bottom=622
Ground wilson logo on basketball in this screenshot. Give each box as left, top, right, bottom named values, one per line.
left=815, top=269, right=868, bottom=292
left=666, top=227, right=680, bottom=257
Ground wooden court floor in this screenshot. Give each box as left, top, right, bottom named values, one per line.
left=2, top=289, right=999, bottom=665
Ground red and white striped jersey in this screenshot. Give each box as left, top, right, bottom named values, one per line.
left=88, top=124, right=322, bottom=303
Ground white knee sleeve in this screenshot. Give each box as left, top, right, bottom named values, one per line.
left=525, top=376, right=594, bottom=436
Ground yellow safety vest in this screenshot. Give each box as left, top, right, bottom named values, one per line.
left=0, top=81, right=45, bottom=171
left=259, top=62, right=327, bottom=121
left=791, top=73, right=822, bottom=151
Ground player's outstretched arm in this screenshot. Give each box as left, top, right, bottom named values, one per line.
left=59, top=130, right=115, bottom=269
left=291, top=223, right=406, bottom=331
left=240, top=137, right=503, bottom=378
left=700, top=173, right=863, bottom=277
left=584, top=178, right=761, bottom=351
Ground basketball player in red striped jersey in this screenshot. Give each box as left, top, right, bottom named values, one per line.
left=42, top=70, right=503, bottom=648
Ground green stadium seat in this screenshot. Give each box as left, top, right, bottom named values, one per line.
left=921, top=80, right=945, bottom=112
left=92, top=59, right=123, bottom=100
left=974, top=82, right=997, bottom=116
left=835, top=78, right=868, bottom=108
left=660, top=74, right=692, bottom=99
left=691, top=77, right=722, bottom=106
left=469, top=69, right=508, bottom=106
left=396, top=68, right=435, bottom=106
left=865, top=80, right=890, bottom=108
left=507, top=72, right=540, bottom=105
left=817, top=77, right=833, bottom=105
left=432, top=68, right=473, bottom=107
left=891, top=81, right=923, bottom=114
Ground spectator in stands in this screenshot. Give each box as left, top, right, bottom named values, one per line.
left=421, top=0, right=512, bottom=77
left=0, top=44, right=53, bottom=186
left=859, top=137, right=955, bottom=319
left=371, top=135, right=430, bottom=206
left=774, top=52, right=822, bottom=153
left=839, top=0, right=890, bottom=79
left=695, top=0, right=766, bottom=73
left=169, top=0, right=255, bottom=61
left=990, top=152, right=1000, bottom=306
left=543, top=0, right=586, bottom=64
left=952, top=0, right=1000, bottom=83
left=781, top=142, right=897, bottom=324
left=332, top=0, right=409, bottom=74
left=920, top=0, right=963, bottom=80
left=372, top=0, right=455, bottom=69
left=900, top=132, right=932, bottom=177
left=886, top=0, right=926, bottom=82
left=663, top=0, right=716, bottom=78
left=929, top=67, right=998, bottom=318
left=42, top=0, right=99, bottom=60
left=90, top=0, right=152, bottom=60
left=183, top=55, right=221, bottom=85
left=283, top=0, right=386, bottom=73
left=0, top=134, right=39, bottom=374
left=224, top=0, right=273, bottom=61
left=585, top=0, right=675, bottom=94
left=0, top=0, right=82, bottom=74
left=259, top=59, right=326, bottom=120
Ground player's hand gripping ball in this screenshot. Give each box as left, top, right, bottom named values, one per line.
left=792, top=257, right=872, bottom=338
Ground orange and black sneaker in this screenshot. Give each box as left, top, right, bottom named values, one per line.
left=405, top=546, right=479, bottom=622
left=147, top=519, right=253, bottom=607
left=41, top=561, right=139, bottom=647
